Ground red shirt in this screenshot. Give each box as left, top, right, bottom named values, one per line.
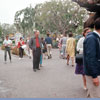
left=36, top=37, right=40, bottom=48
left=17, top=41, right=25, bottom=48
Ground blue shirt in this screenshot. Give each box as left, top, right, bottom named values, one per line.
left=45, top=37, right=52, bottom=45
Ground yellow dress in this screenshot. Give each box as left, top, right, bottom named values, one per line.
left=66, top=37, right=76, bottom=57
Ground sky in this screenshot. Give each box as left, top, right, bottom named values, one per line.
left=0, top=0, right=49, bottom=24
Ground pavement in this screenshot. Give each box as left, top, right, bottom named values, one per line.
left=0, top=49, right=87, bottom=98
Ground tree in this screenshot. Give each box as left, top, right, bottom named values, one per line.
left=14, top=0, right=87, bottom=36
left=35, top=0, right=87, bottom=34
left=0, top=24, right=2, bottom=37
left=72, top=0, right=100, bottom=28
left=1, top=24, right=16, bottom=37
left=14, top=5, right=35, bottom=37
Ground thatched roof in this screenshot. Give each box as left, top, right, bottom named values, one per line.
left=84, top=13, right=100, bottom=28
left=72, top=0, right=100, bottom=13
left=72, top=0, right=100, bottom=28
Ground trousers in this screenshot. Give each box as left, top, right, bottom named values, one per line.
left=19, top=47, right=24, bottom=58
left=4, top=47, right=11, bottom=61
left=86, top=76, right=100, bottom=98
left=47, top=44, right=52, bottom=57
left=33, top=48, right=41, bottom=69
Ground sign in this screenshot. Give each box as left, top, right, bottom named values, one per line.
left=15, top=33, right=23, bottom=45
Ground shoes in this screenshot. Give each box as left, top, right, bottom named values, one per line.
left=48, top=56, right=50, bottom=59
left=10, top=60, right=12, bottom=63
left=37, top=68, right=40, bottom=70
left=84, top=86, right=88, bottom=91
left=33, top=69, right=36, bottom=72
left=19, top=58, right=21, bottom=60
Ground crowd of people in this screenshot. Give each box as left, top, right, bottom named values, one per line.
left=2, top=18, right=100, bottom=98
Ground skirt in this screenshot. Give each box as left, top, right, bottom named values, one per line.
left=75, top=64, right=85, bottom=75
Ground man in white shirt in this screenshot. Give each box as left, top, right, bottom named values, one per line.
left=3, top=35, right=12, bottom=63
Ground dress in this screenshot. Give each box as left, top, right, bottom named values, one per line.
left=66, top=37, right=76, bottom=57
left=75, top=64, right=85, bottom=75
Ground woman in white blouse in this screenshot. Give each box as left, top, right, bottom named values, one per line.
left=75, top=28, right=91, bottom=90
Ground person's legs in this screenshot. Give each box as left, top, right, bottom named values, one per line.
left=49, top=45, right=52, bottom=58
left=8, top=48, right=11, bottom=62
left=82, top=75, right=87, bottom=90
left=4, top=48, right=7, bottom=62
left=67, top=55, right=70, bottom=65
left=62, top=46, right=65, bottom=59
left=44, top=52, right=47, bottom=59
left=47, top=45, right=50, bottom=59
left=28, top=48, right=31, bottom=59
left=20, top=48, right=23, bottom=58
left=48, top=47, right=50, bottom=55
left=47, top=45, right=49, bottom=58
left=19, top=48, right=21, bottom=58
left=33, top=50, right=37, bottom=71
left=21, top=48, right=24, bottom=58
left=36, top=48, right=41, bottom=69
left=86, top=76, right=100, bottom=98
left=40, top=54, right=42, bottom=67
left=71, top=57, right=75, bottom=66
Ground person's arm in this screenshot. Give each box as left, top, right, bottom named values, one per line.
left=77, top=38, right=83, bottom=53
left=66, top=39, right=69, bottom=53
left=51, top=38, right=53, bottom=47
left=85, top=37, right=98, bottom=78
left=85, top=37, right=99, bottom=86
left=29, top=38, right=33, bottom=50
left=3, top=40, right=8, bottom=47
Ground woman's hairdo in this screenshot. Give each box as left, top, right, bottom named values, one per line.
left=69, top=33, right=73, bottom=37
left=83, top=28, right=90, bottom=36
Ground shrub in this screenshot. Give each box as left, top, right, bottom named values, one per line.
left=1, top=45, right=5, bottom=50
left=12, top=46, right=19, bottom=55
left=12, top=46, right=26, bottom=55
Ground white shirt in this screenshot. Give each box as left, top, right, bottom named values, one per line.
left=94, top=30, right=100, bottom=37
left=3, top=39, right=12, bottom=47
left=77, top=37, right=85, bottom=54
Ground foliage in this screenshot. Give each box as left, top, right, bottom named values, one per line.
left=1, top=45, right=5, bottom=50
left=14, top=5, right=35, bottom=37
left=1, top=24, right=16, bottom=36
left=0, top=25, right=2, bottom=37
left=35, top=0, right=87, bottom=34
left=14, top=0, right=88, bottom=36
left=12, top=46, right=26, bottom=55
left=12, top=46, right=19, bottom=55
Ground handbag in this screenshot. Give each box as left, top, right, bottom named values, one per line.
left=75, top=53, right=83, bottom=64
left=21, top=45, right=27, bottom=49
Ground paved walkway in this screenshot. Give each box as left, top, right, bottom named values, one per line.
left=0, top=49, right=87, bottom=98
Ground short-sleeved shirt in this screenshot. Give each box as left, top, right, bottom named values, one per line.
left=3, top=39, right=12, bottom=47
